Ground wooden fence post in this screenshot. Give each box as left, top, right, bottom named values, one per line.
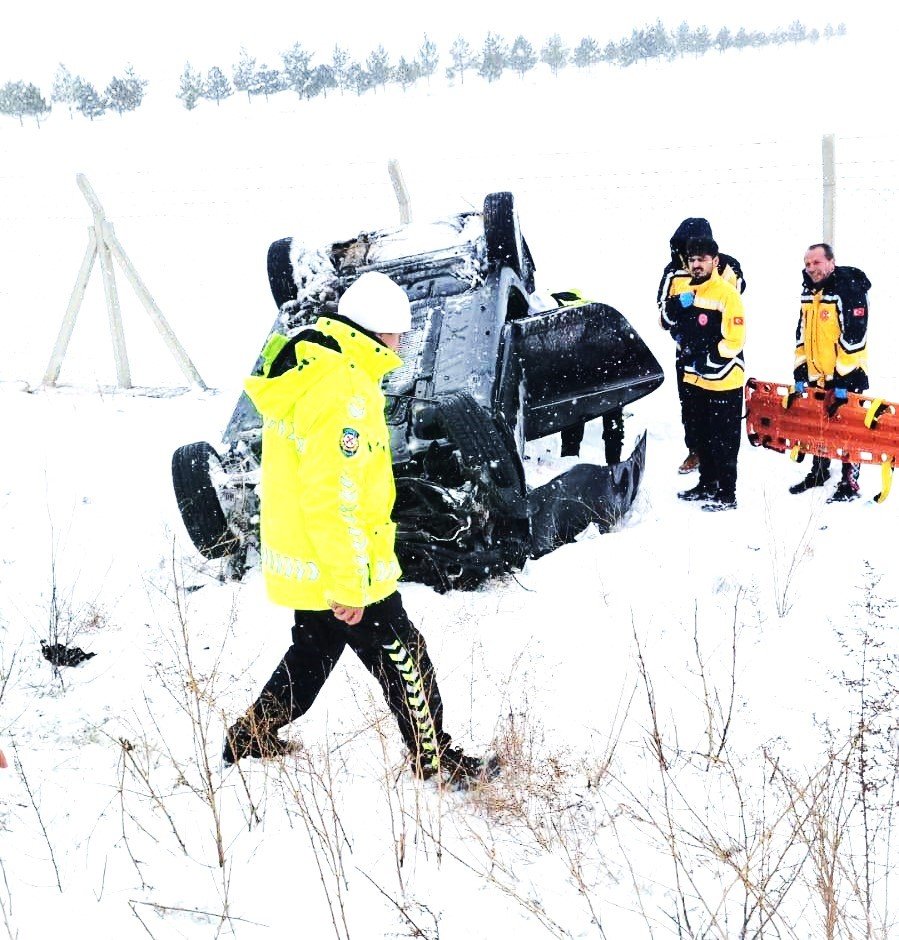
left=43, top=173, right=207, bottom=390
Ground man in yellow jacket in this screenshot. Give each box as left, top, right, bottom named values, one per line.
left=788, top=243, right=871, bottom=502
left=663, top=236, right=746, bottom=511
left=224, top=271, right=493, bottom=785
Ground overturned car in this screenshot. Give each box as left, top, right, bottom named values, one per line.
left=172, top=192, right=664, bottom=592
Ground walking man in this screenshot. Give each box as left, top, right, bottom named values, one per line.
left=224, top=271, right=493, bottom=785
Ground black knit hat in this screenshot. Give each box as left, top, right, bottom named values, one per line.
left=685, top=236, right=719, bottom=258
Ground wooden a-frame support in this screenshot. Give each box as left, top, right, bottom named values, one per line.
left=43, top=173, right=207, bottom=390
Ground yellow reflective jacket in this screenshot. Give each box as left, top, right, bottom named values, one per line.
left=244, top=317, right=403, bottom=610
left=794, top=266, right=870, bottom=392
left=669, top=270, right=746, bottom=393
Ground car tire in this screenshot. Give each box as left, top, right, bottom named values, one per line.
left=484, top=192, right=524, bottom=279
left=267, top=237, right=297, bottom=309
left=172, top=442, right=241, bottom=559
left=436, top=391, right=526, bottom=512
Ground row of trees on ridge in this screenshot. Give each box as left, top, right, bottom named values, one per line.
left=0, top=21, right=846, bottom=125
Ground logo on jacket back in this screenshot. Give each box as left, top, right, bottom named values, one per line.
left=340, top=428, right=360, bottom=457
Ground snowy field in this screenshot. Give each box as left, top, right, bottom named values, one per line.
left=2, top=22, right=899, bottom=939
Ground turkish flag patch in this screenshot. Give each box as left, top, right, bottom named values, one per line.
left=734, top=317, right=744, bottom=325
left=853, top=307, right=865, bottom=317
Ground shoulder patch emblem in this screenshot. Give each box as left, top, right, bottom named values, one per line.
left=340, top=428, right=360, bottom=457
left=734, top=316, right=744, bottom=325
left=853, top=307, right=866, bottom=317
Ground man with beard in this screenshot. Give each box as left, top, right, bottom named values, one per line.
left=658, top=218, right=745, bottom=474
left=664, top=236, right=746, bottom=511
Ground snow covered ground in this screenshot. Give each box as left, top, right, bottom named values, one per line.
left=2, top=22, right=899, bottom=938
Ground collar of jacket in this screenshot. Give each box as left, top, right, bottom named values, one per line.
left=313, top=316, right=403, bottom=383
left=802, top=265, right=872, bottom=294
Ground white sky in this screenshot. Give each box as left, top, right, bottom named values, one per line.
left=3, top=0, right=869, bottom=85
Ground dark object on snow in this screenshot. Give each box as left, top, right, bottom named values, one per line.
left=41, top=641, right=96, bottom=667
left=172, top=192, right=664, bottom=591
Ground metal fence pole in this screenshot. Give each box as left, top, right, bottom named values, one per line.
left=822, top=134, right=836, bottom=247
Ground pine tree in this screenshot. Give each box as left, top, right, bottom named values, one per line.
left=347, top=63, right=372, bottom=96
left=540, top=34, right=569, bottom=76
left=366, top=45, right=392, bottom=90
left=307, top=64, right=336, bottom=99
left=600, top=40, right=618, bottom=65
left=478, top=33, right=507, bottom=83
left=449, top=36, right=472, bottom=84
left=0, top=81, right=47, bottom=126
left=331, top=46, right=350, bottom=94
left=692, top=26, right=712, bottom=56
left=674, top=21, right=692, bottom=57
left=508, top=36, right=537, bottom=78
left=573, top=37, right=601, bottom=69
left=250, top=65, right=284, bottom=101
left=51, top=64, right=77, bottom=119
left=203, top=66, right=233, bottom=105
left=281, top=42, right=311, bottom=98
left=232, top=47, right=256, bottom=102
left=787, top=20, right=807, bottom=44
left=648, top=20, right=674, bottom=60
left=104, top=66, right=146, bottom=116
left=733, top=28, right=751, bottom=49
left=395, top=57, right=420, bottom=91
left=176, top=63, right=203, bottom=110
left=22, top=83, right=51, bottom=126
left=715, top=27, right=733, bottom=53
left=74, top=78, right=106, bottom=120
left=418, top=34, right=438, bottom=84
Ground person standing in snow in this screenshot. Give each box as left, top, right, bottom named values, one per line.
left=658, top=218, right=746, bottom=475
left=788, top=243, right=871, bottom=502
left=224, top=271, right=494, bottom=785
left=554, top=289, right=625, bottom=463
left=665, top=236, right=746, bottom=511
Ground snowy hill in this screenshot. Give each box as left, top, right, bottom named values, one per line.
left=2, top=23, right=899, bottom=938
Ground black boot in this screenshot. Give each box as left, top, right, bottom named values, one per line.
left=223, top=711, right=295, bottom=765
left=789, top=467, right=830, bottom=494
left=413, top=745, right=501, bottom=787
left=678, top=483, right=716, bottom=501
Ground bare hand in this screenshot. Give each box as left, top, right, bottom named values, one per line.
left=0, top=749, right=7, bottom=770
left=330, top=602, right=364, bottom=626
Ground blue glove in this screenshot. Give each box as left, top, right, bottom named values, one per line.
left=827, top=386, right=849, bottom=418
left=793, top=381, right=806, bottom=394
left=678, top=292, right=695, bottom=308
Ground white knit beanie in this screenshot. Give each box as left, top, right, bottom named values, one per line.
left=337, top=271, right=411, bottom=333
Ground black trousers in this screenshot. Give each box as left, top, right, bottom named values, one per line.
left=252, top=592, right=449, bottom=761
left=677, top=367, right=699, bottom=453
left=559, top=408, right=624, bottom=463
left=691, top=386, right=743, bottom=500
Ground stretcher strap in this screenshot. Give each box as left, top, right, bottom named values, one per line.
left=864, top=398, right=889, bottom=429
left=875, top=458, right=894, bottom=504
